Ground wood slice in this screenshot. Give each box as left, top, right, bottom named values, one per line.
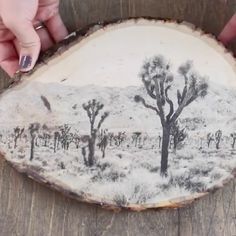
left=0, top=18, right=236, bottom=211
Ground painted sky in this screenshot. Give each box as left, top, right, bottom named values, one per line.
left=30, top=20, right=236, bottom=89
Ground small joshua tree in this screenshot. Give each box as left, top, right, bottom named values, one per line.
left=42, top=133, right=51, bottom=147
left=170, top=120, right=187, bottom=151
left=13, top=126, right=24, bottom=149
left=29, top=123, right=40, bottom=161
left=53, top=131, right=61, bottom=153
left=215, top=130, right=222, bottom=149
left=97, top=130, right=109, bottom=158
left=108, top=132, right=114, bottom=146
left=207, top=133, right=214, bottom=148
left=135, top=55, right=208, bottom=176
left=114, top=132, right=126, bottom=147
left=82, top=99, right=109, bottom=166
left=132, top=132, right=142, bottom=147
left=59, top=124, right=71, bottom=150
left=41, top=124, right=50, bottom=147
left=231, top=132, right=236, bottom=149
left=73, top=133, right=80, bottom=149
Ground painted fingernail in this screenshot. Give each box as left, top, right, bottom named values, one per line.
left=19, top=55, right=32, bottom=69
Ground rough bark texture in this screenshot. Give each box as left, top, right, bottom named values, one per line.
left=0, top=0, right=236, bottom=235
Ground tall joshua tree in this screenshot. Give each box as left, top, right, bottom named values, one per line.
left=135, top=55, right=208, bottom=176
left=83, top=99, right=109, bottom=166
left=29, top=123, right=40, bottom=161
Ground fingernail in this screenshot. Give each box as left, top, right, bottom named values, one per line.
left=19, top=55, right=32, bottom=69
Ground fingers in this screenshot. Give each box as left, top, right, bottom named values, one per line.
left=3, top=19, right=41, bottom=72
left=37, top=27, right=54, bottom=51
left=0, top=41, right=18, bottom=77
left=14, top=26, right=54, bottom=53
left=44, top=12, right=68, bottom=43
left=218, top=14, right=236, bottom=45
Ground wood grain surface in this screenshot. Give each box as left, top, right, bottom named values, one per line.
left=0, top=0, right=236, bottom=235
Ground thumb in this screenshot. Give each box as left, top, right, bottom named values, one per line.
left=4, top=19, right=41, bottom=72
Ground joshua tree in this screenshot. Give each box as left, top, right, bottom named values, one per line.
left=13, top=126, right=24, bottom=149
left=73, top=133, right=80, bottom=149
left=135, top=55, right=208, bottom=176
left=59, top=124, right=71, bottom=150
left=108, top=132, right=114, bottom=146
left=231, top=132, right=236, bottom=149
left=215, top=130, right=222, bottom=149
left=97, top=130, right=109, bottom=158
left=142, top=135, right=148, bottom=146
left=170, top=120, right=187, bottom=151
left=41, top=124, right=50, bottom=147
left=207, top=133, right=214, bottom=148
left=114, top=132, right=126, bottom=147
left=82, top=99, right=109, bottom=166
left=132, top=132, right=142, bottom=147
left=29, top=123, right=40, bottom=161
left=53, top=131, right=61, bottom=153
left=42, top=133, right=51, bottom=147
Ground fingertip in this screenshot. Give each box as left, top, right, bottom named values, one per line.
left=218, top=14, right=236, bottom=45
left=45, top=13, right=68, bottom=43
left=19, top=37, right=41, bottom=72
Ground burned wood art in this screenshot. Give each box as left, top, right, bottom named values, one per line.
left=0, top=19, right=236, bottom=210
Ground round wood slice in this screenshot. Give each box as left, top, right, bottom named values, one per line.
left=0, top=18, right=236, bottom=211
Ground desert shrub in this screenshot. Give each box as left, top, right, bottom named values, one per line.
left=18, top=154, right=25, bottom=159
left=96, top=162, right=112, bottom=171
left=184, top=180, right=206, bottom=192
left=140, top=162, right=153, bottom=170
left=139, top=163, right=159, bottom=173
left=91, top=172, right=103, bottom=182
left=58, top=162, right=66, bottom=170
left=174, top=154, right=194, bottom=161
left=168, top=174, right=186, bottom=188
left=210, top=172, right=222, bottom=181
left=169, top=174, right=206, bottom=193
left=42, top=161, right=48, bottom=167
left=105, top=170, right=126, bottom=182
left=130, top=184, right=155, bottom=204
left=160, top=183, right=171, bottom=191
left=91, top=168, right=126, bottom=182
left=189, top=166, right=213, bottom=177
left=150, top=167, right=160, bottom=173
left=113, top=194, right=128, bottom=206
left=108, top=171, right=120, bottom=182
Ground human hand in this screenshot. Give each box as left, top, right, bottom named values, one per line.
left=219, top=14, right=236, bottom=45
left=0, top=0, right=68, bottom=77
